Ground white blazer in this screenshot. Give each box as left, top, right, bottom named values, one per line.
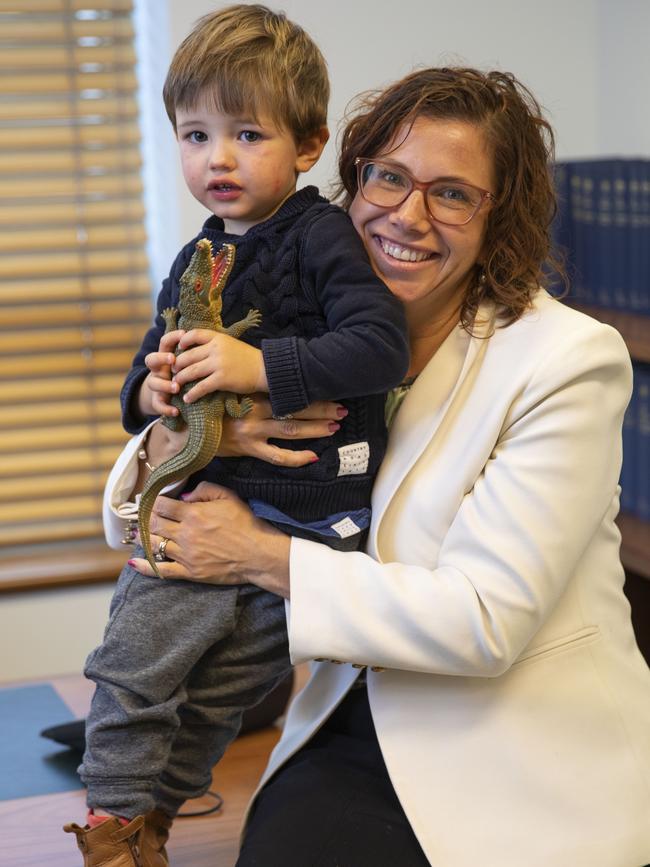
left=252, top=292, right=650, bottom=867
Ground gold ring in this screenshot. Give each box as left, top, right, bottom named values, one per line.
left=154, top=537, right=170, bottom=562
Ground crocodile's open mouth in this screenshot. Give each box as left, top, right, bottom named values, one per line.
left=211, top=242, right=236, bottom=291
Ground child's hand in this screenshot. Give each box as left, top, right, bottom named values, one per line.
left=138, top=329, right=185, bottom=417
left=172, top=329, right=268, bottom=402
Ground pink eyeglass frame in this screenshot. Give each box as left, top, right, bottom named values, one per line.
left=354, top=157, right=496, bottom=226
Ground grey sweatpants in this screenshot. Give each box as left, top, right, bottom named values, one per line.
left=79, top=555, right=289, bottom=818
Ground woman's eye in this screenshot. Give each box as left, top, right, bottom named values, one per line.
left=377, top=169, right=407, bottom=188
left=435, top=186, right=474, bottom=205
left=443, top=188, right=467, bottom=201
left=239, top=130, right=262, bottom=143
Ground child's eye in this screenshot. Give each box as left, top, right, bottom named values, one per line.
left=238, top=130, right=262, bottom=143
left=187, top=130, right=208, bottom=144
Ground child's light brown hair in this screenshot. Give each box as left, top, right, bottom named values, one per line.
left=163, top=4, right=329, bottom=143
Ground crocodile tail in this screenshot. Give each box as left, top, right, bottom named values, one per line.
left=137, top=411, right=224, bottom=575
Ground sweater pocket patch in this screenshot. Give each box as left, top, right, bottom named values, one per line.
left=338, top=442, right=370, bottom=476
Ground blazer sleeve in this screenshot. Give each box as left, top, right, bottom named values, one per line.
left=261, top=208, right=410, bottom=417
left=286, top=321, right=632, bottom=676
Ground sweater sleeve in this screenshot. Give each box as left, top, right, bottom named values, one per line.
left=261, top=208, right=410, bottom=417
left=120, top=241, right=195, bottom=434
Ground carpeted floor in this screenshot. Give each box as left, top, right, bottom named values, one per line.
left=0, top=683, right=83, bottom=800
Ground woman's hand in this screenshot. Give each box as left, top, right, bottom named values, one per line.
left=218, top=394, right=348, bottom=466
left=129, top=482, right=292, bottom=598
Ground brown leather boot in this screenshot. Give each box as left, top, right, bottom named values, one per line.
left=141, top=809, right=173, bottom=866
left=63, top=815, right=145, bottom=866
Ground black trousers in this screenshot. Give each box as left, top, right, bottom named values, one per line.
left=236, top=682, right=431, bottom=867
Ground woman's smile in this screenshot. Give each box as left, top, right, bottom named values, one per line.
left=374, top=233, right=438, bottom=264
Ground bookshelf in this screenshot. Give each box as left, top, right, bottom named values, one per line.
left=569, top=302, right=650, bottom=580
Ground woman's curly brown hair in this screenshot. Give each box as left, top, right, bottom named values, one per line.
left=335, top=67, right=565, bottom=328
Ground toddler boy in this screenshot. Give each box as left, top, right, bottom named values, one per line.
left=64, top=5, right=408, bottom=865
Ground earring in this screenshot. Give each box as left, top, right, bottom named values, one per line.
left=478, top=268, right=487, bottom=285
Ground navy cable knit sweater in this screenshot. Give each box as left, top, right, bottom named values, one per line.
left=121, top=186, right=409, bottom=535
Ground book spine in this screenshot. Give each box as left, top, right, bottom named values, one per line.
left=627, top=162, right=643, bottom=313
left=550, top=162, right=571, bottom=295
left=636, top=366, right=650, bottom=521
left=594, top=161, right=613, bottom=308
left=620, top=364, right=637, bottom=514
left=611, top=161, right=628, bottom=311
left=641, top=164, right=650, bottom=316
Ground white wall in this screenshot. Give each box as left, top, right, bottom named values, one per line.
left=0, top=586, right=114, bottom=683
left=164, top=0, right=648, bottom=246
left=596, top=0, right=650, bottom=157
left=4, top=0, right=646, bottom=684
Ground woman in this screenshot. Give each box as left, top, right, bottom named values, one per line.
left=108, top=69, right=650, bottom=866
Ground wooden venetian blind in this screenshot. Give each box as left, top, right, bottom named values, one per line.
left=0, top=0, right=154, bottom=582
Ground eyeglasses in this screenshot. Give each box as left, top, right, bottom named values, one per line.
left=354, top=157, right=496, bottom=226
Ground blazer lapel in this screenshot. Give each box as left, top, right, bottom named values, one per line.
left=369, top=305, right=495, bottom=555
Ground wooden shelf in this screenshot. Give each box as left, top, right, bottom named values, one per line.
left=567, top=302, right=650, bottom=363
left=566, top=301, right=650, bottom=581
left=0, top=539, right=124, bottom=594
left=617, top=512, right=650, bottom=580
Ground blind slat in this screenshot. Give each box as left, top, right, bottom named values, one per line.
left=0, top=121, right=141, bottom=150
left=1, top=323, right=151, bottom=354
left=1, top=299, right=153, bottom=327
left=2, top=248, right=149, bottom=278
left=0, top=274, right=151, bottom=303
left=5, top=349, right=143, bottom=378
left=0, top=95, right=140, bottom=122
left=0, top=17, right=134, bottom=42
left=2, top=0, right=152, bottom=561
left=0, top=444, right=123, bottom=475
left=0, top=519, right=105, bottom=548
left=0, top=421, right=126, bottom=452
left=5, top=70, right=138, bottom=95
left=0, top=198, right=145, bottom=228
left=0, top=397, right=120, bottom=428
left=0, top=375, right=124, bottom=405
left=0, top=0, right=132, bottom=13
left=0, top=223, right=147, bottom=253
left=0, top=173, right=142, bottom=200
left=0, top=146, right=142, bottom=176
left=0, top=42, right=136, bottom=71
left=0, top=471, right=114, bottom=501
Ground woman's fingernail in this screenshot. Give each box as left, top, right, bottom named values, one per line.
left=180, top=492, right=191, bottom=500
left=335, top=406, right=348, bottom=418
left=328, top=422, right=340, bottom=432
left=309, top=455, right=319, bottom=463
left=128, top=559, right=137, bottom=567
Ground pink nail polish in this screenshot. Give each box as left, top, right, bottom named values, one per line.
left=309, top=455, right=319, bottom=463
left=328, top=422, right=340, bottom=432
left=336, top=406, right=348, bottom=418
left=128, top=559, right=137, bottom=566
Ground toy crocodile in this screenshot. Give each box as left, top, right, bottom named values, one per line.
left=138, top=238, right=261, bottom=576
